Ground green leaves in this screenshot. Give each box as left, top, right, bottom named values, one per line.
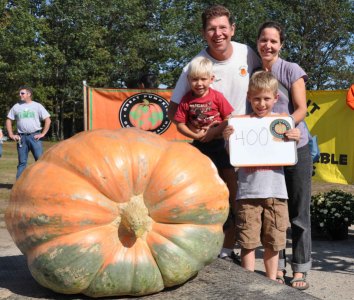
left=311, top=189, right=354, bottom=239
left=230, top=0, right=354, bottom=89
left=0, top=0, right=353, bottom=138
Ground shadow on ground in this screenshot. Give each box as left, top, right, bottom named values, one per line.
left=0, top=183, right=13, bottom=190
left=311, top=227, right=354, bottom=274
left=0, top=255, right=91, bottom=300
left=253, top=227, right=354, bottom=279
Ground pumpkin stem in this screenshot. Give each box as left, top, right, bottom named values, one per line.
left=142, top=99, right=150, bottom=105
left=119, top=194, right=152, bottom=239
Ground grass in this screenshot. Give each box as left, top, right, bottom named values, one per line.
left=0, top=141, right=56, bottom=227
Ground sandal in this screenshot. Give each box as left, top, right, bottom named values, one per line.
left=276, top=270, right=286, bottom=284
left=290, top=272, right=309, bottom=290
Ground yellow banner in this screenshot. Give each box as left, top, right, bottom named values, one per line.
left=84, top=85, right=354, bottom=184
left=306, top=90, right=354, bottom=184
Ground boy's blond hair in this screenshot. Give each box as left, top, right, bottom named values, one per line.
left=248, top=71, right=278, bottom=95
left=187, top=56, right=213, bottom=79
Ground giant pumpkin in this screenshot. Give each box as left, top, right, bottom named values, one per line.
left=5, top=128, right=229, bottom=297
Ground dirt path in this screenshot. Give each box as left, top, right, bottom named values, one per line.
left=311, top=180, right=354, bottom=195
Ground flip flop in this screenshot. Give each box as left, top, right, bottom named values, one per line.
left=290, top=273, right=309, bottom=290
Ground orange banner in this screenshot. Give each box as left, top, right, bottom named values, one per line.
left=85, top=86, right=190, bottom=141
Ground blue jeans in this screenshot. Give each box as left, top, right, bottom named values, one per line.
left=17, top=133, right=43, bottom=179
left=279, top=144, right=312, bottom=273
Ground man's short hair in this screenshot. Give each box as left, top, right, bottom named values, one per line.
left=187, top=56, right=213, bottom=79
left=202, top=5, right=234, bottom=30
left=19, top=86, right=33, bottom=96
left=248, top=71, right=278, bottom=95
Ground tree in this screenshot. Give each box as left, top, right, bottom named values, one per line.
left=227, top=0, right=354, bottom=89
left=0, top=0, right=353, bottom=139
left=100, top=0, right=203, bottom=88
left=43, top=0, right=115, bottom=138
left=0, top=0, right=49, bottom=129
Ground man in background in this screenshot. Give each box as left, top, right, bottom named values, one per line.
left=6, top=86, right=51, bottom=179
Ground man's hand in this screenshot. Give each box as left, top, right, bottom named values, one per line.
left=34, top=133, right=45, bottom=141
left=9, top=133, right=20, bottom=142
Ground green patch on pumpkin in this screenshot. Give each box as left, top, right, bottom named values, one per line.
left=163, top=226, right=223, bottom=265
left=18, top=214, right=63, bottom=229
left=16, top=214, right=70, bottom=252
left=30, top=244, right=103, bottom=294
left=151, top=242, right=203, bottom=287
left=18, top=233, right=59, bottom=253
left=168, top=204, right=228, bottom=225
left=85, top=260, right=164, bottom=297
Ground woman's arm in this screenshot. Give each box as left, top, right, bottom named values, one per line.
left=290, top=77, right=307, bottom=124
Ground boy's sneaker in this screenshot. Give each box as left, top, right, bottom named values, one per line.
left=218, top=251, right=241, bottom=265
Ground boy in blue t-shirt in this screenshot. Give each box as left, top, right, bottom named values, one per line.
left=223, top=71, right=300, bottom=281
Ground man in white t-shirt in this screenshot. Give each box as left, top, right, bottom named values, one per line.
left=168, top=5, right=261, bottom=262
left=6, top=86, right=51, bottom=179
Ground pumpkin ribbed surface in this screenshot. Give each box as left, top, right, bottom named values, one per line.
left=5, top=128, right=229, bottom=297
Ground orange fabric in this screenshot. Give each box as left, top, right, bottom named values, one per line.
left=346, top=84, right=354, bottom=110
left=85, top=87, right=191, bottom=141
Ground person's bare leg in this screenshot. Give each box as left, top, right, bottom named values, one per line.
left=264, top=248, right=279, bottom=280
left=241, top=248, right=255, bottom=272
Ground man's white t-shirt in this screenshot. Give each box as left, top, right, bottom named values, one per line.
left=7, top=101, right=50, bottom=134
left=171, top=41, right=261, bottom=115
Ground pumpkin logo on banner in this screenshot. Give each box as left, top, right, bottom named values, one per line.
left=119, top=93, right=171, bottom=134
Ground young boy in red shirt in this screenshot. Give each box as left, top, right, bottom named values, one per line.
left=174, top=56, right=237, bottom=260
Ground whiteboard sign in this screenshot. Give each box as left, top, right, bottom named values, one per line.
left=228, top=116, right=297, bottom=167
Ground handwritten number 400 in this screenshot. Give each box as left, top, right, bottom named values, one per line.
left=233, top=127, right=269, bottom=146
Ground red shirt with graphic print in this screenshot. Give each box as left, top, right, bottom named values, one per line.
left=174, top=88, right=233, bottom=129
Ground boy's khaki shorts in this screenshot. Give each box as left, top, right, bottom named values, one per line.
left=235, top=198, right=289, bottom=252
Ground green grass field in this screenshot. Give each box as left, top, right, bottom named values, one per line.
left=0, top=141, right=56, bottom=227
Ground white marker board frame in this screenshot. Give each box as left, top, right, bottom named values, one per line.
left=228, top=115, right=297, bottom=167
